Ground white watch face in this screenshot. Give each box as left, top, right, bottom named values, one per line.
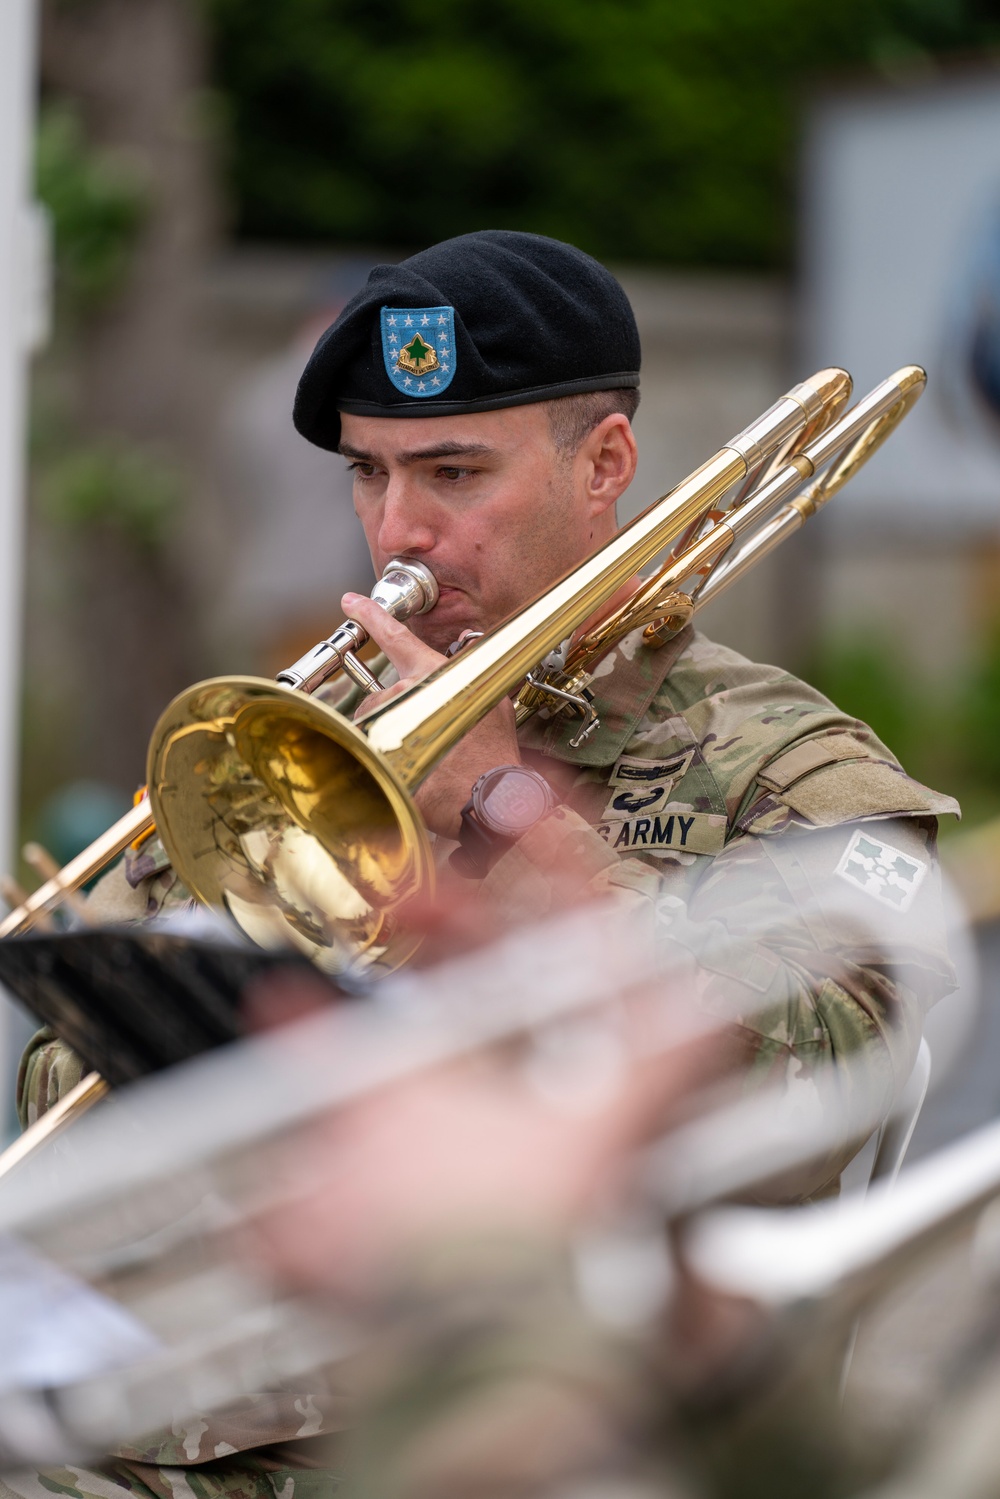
left=479, top=771, right=551, bottom=835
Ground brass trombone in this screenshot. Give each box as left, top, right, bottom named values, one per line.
left=143, top=367, right=870, bottom=965
left=147, top=366, right=920, bottom=971
left=0, top=363, right=925, bottom=1172
left=1, top=365, right=922, bottom=966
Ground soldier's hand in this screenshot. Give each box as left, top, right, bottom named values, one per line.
left=249, top=1063, right=609, bottom=1298
left=245, top=1007, right=729, bottom=1303
left=343, top=592, right=522, bottom=841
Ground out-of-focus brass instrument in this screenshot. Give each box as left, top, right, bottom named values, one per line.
left=0, top=366, right=925, bottom=1171
left=0, top=897, right=990, bottom=1470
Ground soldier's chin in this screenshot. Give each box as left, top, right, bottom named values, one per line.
left=410, top=595, right=479, bottom=652
left=414, top=616, right=478, bottom=655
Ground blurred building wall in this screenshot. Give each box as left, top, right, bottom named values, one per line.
left=803, top=69, right=1000, bottom=687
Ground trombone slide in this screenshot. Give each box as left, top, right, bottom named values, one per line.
left=0, top=801, right=153, bottom=941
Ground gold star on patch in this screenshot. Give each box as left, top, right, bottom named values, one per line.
left=396, top=333, right=440, bottom=377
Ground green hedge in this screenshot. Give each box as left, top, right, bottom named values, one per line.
left=207, top=0, right=997, bottom=265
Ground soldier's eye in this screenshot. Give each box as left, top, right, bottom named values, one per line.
left=347, top=462, right=378, bottom=479
left=438, top=466, right=475, bottom=481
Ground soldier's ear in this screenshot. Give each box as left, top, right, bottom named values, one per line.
left=583, top=413, right=637, bottom=517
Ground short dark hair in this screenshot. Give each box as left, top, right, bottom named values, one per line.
left=546, top=388, right=640, bottom=455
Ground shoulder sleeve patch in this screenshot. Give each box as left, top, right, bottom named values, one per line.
left=756, top=732, right=870, bottom=792
left=835, top=827, right=927, bottom=912
left=776, top=758, right=961, bottom=828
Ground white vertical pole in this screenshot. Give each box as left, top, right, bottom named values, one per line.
left=0, top=0, right=40, bottom=1131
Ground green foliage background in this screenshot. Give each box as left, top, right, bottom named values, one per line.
left=804, top=630, right=1000, bottom=827
left=36, top=104, right=146, bottom=315
left=207, top=0, right=998, bottom=266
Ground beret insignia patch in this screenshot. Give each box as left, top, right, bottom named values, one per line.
left=381, top=306, right=456, bottom=397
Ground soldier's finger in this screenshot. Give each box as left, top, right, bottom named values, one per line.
left=342, top=592, right=445, bottom=681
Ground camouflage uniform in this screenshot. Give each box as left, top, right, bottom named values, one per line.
left=489, top=624, right=959, bottom=1192
left=340, top=626, right=957, bottom=1192
left=13, top=624, right=959, bottom=1488
left=0, top=1448, right=338, bottom=1499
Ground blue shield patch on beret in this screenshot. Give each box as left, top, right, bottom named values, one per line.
left=381, top=306, right=456, bottom=398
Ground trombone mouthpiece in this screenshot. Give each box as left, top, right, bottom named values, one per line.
left=371, top=559, right=439, bottom=618
left=276, top=559, right=440, bottom=694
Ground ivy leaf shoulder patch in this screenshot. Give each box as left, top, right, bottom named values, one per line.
left=834, top=828, right=928, bottom=913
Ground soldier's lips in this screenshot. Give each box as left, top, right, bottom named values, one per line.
left=433, top=585, right=468, bottom=608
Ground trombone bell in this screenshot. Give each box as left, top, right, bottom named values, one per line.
left=147, top=679, right=433, bottom=974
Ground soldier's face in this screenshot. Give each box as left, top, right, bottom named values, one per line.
left=339, top=405, right=636, bottom=654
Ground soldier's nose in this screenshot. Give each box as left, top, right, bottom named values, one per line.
left=377, top=484, right=435, bottom=559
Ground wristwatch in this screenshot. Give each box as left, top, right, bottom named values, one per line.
left=452, top=765, right=558, bottom=878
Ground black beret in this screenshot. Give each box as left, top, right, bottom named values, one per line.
left=293, top=230, right=641, bottom=451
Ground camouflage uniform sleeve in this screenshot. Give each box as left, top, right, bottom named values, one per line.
left=482, top=792, right=954, bottom=1196
left=16, top=1026, right=87, bottom=1131
left=659, top=814, right=949, bottom=1175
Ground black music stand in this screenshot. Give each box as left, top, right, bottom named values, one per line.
left=0, top=923, right=332, bottom=1086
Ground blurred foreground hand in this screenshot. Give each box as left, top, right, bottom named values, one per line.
left=246, top=1024, right=731, bottom=1304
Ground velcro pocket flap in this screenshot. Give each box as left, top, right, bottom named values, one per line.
left=757, top=733, right=870, bottom=792
left=778, top=759, right=961, bottom=828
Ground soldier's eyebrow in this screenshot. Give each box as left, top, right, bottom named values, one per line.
left=339, top=441, right=496, bottom=466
